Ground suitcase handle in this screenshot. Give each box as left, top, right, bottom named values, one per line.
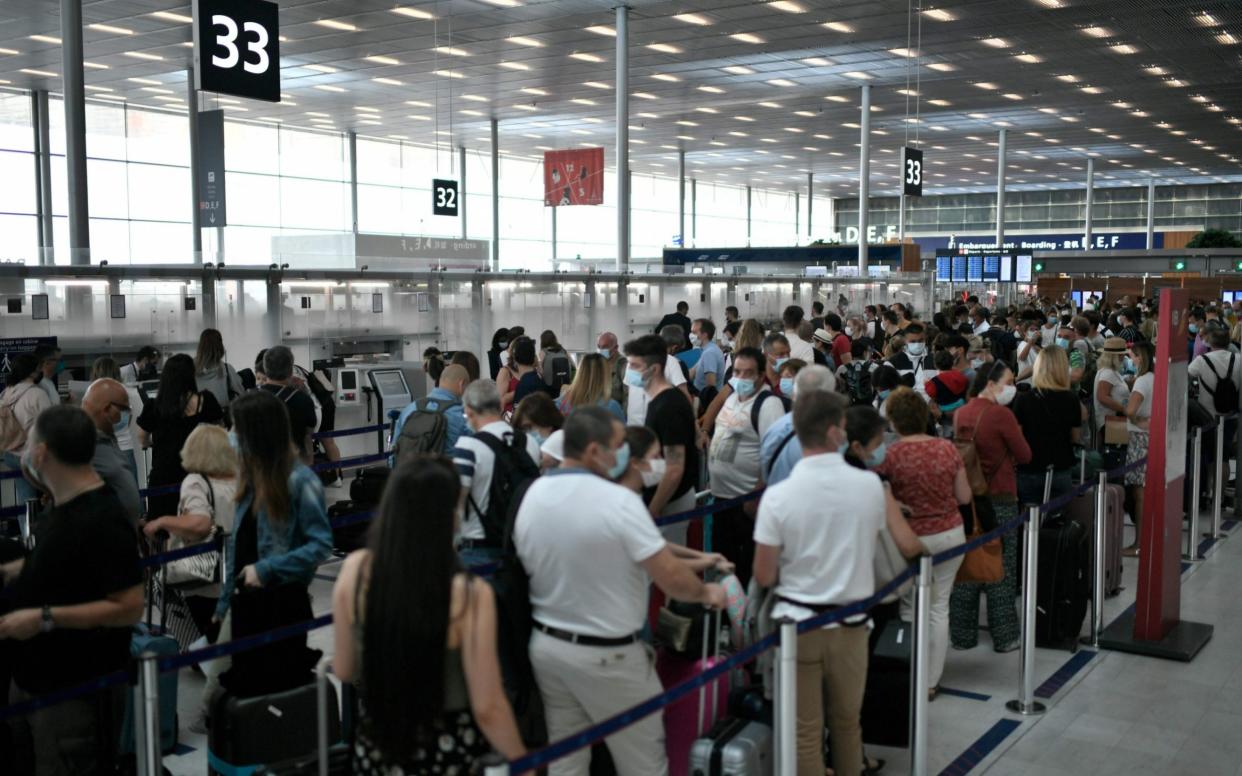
left=316, top=657, right=331, bottom=776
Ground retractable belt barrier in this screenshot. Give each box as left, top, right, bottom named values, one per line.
left=312, top=423, right=388, bottom=440
left=8, top=448, right=1240, bottom=776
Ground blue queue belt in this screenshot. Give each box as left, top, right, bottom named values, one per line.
left=312, top=423, right=387, bottom=440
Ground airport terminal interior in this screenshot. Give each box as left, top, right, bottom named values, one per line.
left=2, top=0, right=1242, bottom=774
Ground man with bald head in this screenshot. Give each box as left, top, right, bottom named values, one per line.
left=82, top=379, right=142, bottom=527
left=597, top=331, right=627, bottom=407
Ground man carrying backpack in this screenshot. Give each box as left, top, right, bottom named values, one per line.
left=451, top=379, right=542, bottom=569
left=391, top=364, right=470, bottom=463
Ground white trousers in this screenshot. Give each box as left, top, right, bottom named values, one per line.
left=900, top=525, right=966, bottom=690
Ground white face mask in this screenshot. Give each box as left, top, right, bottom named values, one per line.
left=640, top=457, right=667, bottom=488
left=997, top=384, right=1017, bottom=406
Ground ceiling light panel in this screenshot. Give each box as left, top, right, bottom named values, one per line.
left=673, top=13, right=712, bottom=25
left=314, top=19, right=358, bottom=31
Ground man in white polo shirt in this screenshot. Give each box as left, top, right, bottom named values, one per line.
left=516, top=406, right=725, bottom=776
left=753, top=392, right=923, bottom=776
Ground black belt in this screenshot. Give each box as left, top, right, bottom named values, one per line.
left=776, top=596, right=870, bottom=627
left=534, top=621, right=638, bottom=647
left=458, top=538, right=499, bottom=550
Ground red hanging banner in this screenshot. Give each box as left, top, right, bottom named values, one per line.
left=543, top=147, right=605, bottom=206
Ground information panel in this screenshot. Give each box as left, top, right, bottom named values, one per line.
left=197, top=109, right=227, bottom=227
left=967, top=255, right=984, bottom=282
left=1015, top=254, right=1033, bottom=283
left=983, top=255, right=1002, bottom=281
left=194, top=0, right=281, bottom=102
left=935, top=256, right=951, bottom=283
left=951, top=256, right=967, bottom=283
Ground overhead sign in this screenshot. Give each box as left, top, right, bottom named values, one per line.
left=193, top=0, right=281, bottom=102
left=196, top=109, right=227, bottom=227
left=902, top=146, right=924, bottom=197
left=432, top=179, right=459, bottom=217
left=0, top=336, right=57, bottom=378
left=914, top=231, right=1166, bottom=253
left=544, top=148, right=605, bottom=206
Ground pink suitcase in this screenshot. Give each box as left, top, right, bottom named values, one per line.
left=657, top=611, right=729, bottom=776
left=1068, top=482, right=1125, bottom=596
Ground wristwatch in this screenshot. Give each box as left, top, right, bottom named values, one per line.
left=40, top=605, right=55, bottom=633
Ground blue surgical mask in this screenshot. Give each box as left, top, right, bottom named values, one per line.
left=114, top=409, right=131, bottom=436
left=730, top=377, right=756, bottom=398
left=597, top=347, right=612, bottom=358
left=773, top=357, right=789, bottom=371
left=1123, top=356, right=1136, bottom=375
left=1055, top=337, right=1070, bottom=349
left=625, top=366, right=647, bottom=388
left=867, top=442, right=887, bottom=469
left=779, top=377, right=795, bottom=396
left=877, top=389, right=892, bottom=402
left=528, top=431, right=546, bottom=449
left=607, top=442, right=631, bottom=480
left=227, top=430, right=241, bottom=452
left=54, top=359, right=65, bottom=375
left=906, top=342, right=926, bottom=357
left=1189, top=324, right=1199, bottom=334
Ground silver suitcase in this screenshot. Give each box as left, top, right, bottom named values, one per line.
left=688, top=717, right=772, bottom=776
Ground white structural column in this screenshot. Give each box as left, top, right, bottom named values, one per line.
left=1146, top=177, right=1156, bottom=249
left=1084, top=157, right=1095, bottom=251
left=807, top=172, right=814, bottom=238
left=678, top=149, right=686, bottom=247
left=857, top=84, right=871, bottom=273
left=460, top=145, right=468, bottom=239
left=491, top=118, right=499, bottom=270
left=348, top=131, right=359, bottom=236
left=187, top=69, right=202, bottom=261
left=996, top=128, right=1007, bottom=250
left=898, top=191, right=907, bottom=244
left=616, top=5, right=630, bottom=271
left=61, top=0, right=89, bottom=263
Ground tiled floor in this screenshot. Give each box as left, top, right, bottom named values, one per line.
left=161, top=481, right=1242, bottom=776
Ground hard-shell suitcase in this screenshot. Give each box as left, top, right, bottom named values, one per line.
left=1067, top=482, right=1125, bottom=597
left=1035, top=514, right=1089, bottom=651
left=660, top=611, right=729, bottom=776
left=349, top=465, right=390, bottom=507
left=119, top=624, right=179, bottom=755
left=861, top=618, right=911, bottom=748
left=328, top=500, right=370, bottom=555
left=209, top=680, right=341, bottom=776
left=688, top=717, right=773, bottom=776
left=254, top=663, right=351, bottom=775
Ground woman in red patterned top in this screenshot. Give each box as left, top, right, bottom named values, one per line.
left=876, top=387, right=972, bottom=700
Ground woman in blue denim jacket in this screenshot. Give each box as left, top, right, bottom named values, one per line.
left=215, top=390, right=333, bottom=621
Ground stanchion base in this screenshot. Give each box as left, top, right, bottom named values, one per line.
left=1098, top=611, right=1214, bottom=662
left=1005, top=699, right=1046, bottom=716
left=1079, top=636, right=1100, bottom=648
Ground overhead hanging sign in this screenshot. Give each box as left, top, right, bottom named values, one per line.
left=0, top=336, right=57, bottom=378
left=544, top=148, right=605, bottom=206
left=197, top=109, right=227, bottom=227
left=902, top=146, right=924, bottom=197
left=432, top=179, right=459, bottom=217
left=193, top=0, right=281, bottom=102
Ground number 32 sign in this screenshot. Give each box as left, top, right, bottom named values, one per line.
left=194, top=0, right=281, bottom=103
left=433, top=179, right=460, bottom=217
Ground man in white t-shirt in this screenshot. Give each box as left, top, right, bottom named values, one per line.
left=450, top=379, right=542, bottom=569
left=709, top=347, right=786, bottom=585
left=783, top=305, right=815, bottom=364
left=753, top=391, right=922, bottom=776
left=516, top=407, right=724, bottom=776
left=1189, top=327, right=1242, bottom=418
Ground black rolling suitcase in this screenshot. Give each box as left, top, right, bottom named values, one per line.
left=1035, top=514, right=1089, bottom=651
left=209, top=680, right=341, bottom=775
left=350, top=466, right=390, bottom=506
left=328, top=500, right=370, bottom=555
left=861, top=617, right=911, bottom=748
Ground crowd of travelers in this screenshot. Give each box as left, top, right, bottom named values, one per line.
left=0, top=288, right=1236, bottom=776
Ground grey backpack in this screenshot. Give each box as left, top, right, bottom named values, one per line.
left=395, top=397, right=459, bottom=462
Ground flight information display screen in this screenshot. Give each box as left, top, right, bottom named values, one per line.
left=936, top=256, right=952, bottom=282
left=983, top=255, right=1002, bottom=281
left=951, top=256, right=968, bottom=283
left=967, top=255, right=984, bottom=282
left=1015, top=255, right=1033, bottom=283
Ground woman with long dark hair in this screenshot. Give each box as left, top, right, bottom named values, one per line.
left=137, top=353, right=223, bottom=519
left=194, top=328, right=244, bottom=408
left=332, top=455, right=526, bottom=772
left=211, top=390, right=331, bottom=695
left=487, top=327, right=511, bottom=381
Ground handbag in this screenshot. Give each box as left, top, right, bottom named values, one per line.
left=956, top=505, right=1004, bottom=584
left=1104, top=416, right=1129, bottom=446
left=164, top=475, right=221, bottom=587
left=954, top=408, right=1004, bottom=584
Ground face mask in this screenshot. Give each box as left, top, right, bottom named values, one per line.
left=498, top=340, right=508, bottom=350
left=906, top=342, right=926, bottom=357
left=1189, top=324, right=1199, bottom=334
left=640, top=458, right=667, bottom=488
left=21, top=445, right=45, bottom=491
left=997, top=384, right=1017, bottom=406
left=227, top=430, right=241, bottom=452
left=779, top=377, right=795, bottom=396
left=1055, top=337, right=1070, bottom=349
left=625, top=366, right=648, bottom=389
left=721, top=335, right=733, bottom=346
left=866, top=442, right=887, bottom=469
left=54, top=359, right=65, bottom=375
left=877, top=389, right=892, bottom=402
left=773, top=357, right=789, bottom=371
left=1047, top=317, right=1057, bottom=325
left=970, top=358, right=985, bottom=370
left=1027, top=330, right=1040, bottom=342
left=528, top=431, right=546, bottom=449
left=114, top=409, right=131, bottom=436
left=607, top=443, right=631, bottom=480
left=689, top=333, right=700, bottom=347
left=730, top=376, right=756, bottom=398
left=597, top=347, right=612, bottom=358
left=1123, top=356, right=1137, bottom=374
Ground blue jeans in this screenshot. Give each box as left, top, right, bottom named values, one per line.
left=3, top=451, right=37, bottom=508
left=458, top=544, right=502, bottom=572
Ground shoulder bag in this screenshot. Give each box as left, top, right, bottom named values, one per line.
left=953, top=406, right=1004, bottom=584
left=164, top=474, right=222, bottom=587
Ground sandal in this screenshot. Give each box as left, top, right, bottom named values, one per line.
left=864, top=756, right=886, bottom=774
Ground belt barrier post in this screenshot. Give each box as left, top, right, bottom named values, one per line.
left=1084, top=471, right=1107, bottom=647
left=910, top=555, right=932, bottom=776
left=1006, top=507, right=1046, bottom=716
left=316, top=658, right=331, bottom=776
left=20, top=498, right=37, bottom=549
left=1187, top=426, right=1203, bottom=560
left=1042, top=465, right=1054, bottom=505
left=137, top=651, right=162, bottom=776
left=479, top=753, right=510, bottom=775
left=776, top=619, right=798, bottom=776
left=1212, top=419, right=1225, bottom=540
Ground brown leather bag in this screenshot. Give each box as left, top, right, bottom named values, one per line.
left=954, top=405, right=1004, bottom=584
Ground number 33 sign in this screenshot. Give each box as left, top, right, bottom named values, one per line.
left=194, top=0, right=281, bottom=102
left=902, top=146, right=924, bottom=197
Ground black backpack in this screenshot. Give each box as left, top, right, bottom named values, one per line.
left=749, top=390, right=792, bottom=434
left=541, top=350, right=573, bottom=395
left=469, top=431, right=542, bottom=546
left=1202, top=353, right=1240, bottom=415
left=394, top=397, right=460, bottom=462
left=984, top=328, right=1016, bottom=368
left=845, top=361, right=876, bottom=406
